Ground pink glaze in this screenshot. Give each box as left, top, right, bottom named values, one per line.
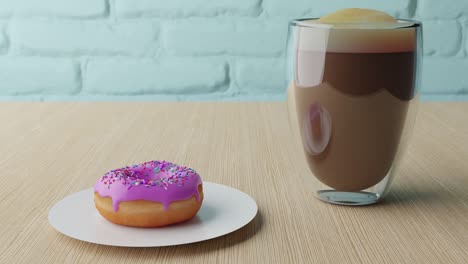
left=94, top=160, right=202, bottom=212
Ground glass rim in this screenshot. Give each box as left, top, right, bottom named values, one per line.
left=290, top=18, right=422, bottom=30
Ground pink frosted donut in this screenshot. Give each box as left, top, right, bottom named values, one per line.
left=94, top=160, right=203, bottom=227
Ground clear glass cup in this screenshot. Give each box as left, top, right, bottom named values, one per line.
left=286, top=18, right=421, bottom=205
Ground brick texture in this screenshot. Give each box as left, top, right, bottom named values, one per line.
left=0, top=58, right=78, bottom=94
left=0, top=0, right=107, bottom=18
left=84, top=59, right=227, bottom=94
left=11, top=20, right=158, bottom=56
left=423, top=21, right=461, bottom=56
left=235, top=59, right=286, bottom=94
left=418, top=0, right=468, bottom=19
left=115, top=0, right=260, bottom=18
left=422, top=58, right=468, bottom=94
left=163, top=19, right=286, bottom=56
left=0, top=23, right=8, bottom=52
left=0, top=0, right=465, bottom=98
left=264, top=0, right=413, bottom=18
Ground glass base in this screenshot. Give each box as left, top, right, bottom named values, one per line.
left=317, top=190, right=382, bottom=206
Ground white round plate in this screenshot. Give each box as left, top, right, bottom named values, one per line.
left=49, top=182, right=258, bottom=247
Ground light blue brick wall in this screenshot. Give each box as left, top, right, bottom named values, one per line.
left=0, top=0, right=467, bottom=101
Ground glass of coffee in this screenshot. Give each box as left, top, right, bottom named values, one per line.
left=286, top=9, right=421, bottom=205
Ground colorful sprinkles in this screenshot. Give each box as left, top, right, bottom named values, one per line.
left=100, top=160, right=198, bottom=190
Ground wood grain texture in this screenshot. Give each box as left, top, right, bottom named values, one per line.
left=0, top=102, right=467, bottom=264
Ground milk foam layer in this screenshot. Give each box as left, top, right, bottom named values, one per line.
left=294, top=9, right=418, bottom=53
left=318, top=8, right=397, bottom=24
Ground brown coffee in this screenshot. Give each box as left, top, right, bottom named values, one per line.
left=291, top=50, right=416, bottom=192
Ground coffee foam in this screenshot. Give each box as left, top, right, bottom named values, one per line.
left=318, top=8, right=397, bottom=24
left=295, top=17, right=417, bottom=53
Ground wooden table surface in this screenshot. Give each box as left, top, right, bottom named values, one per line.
left=0, top=102, right=467, bottom=264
